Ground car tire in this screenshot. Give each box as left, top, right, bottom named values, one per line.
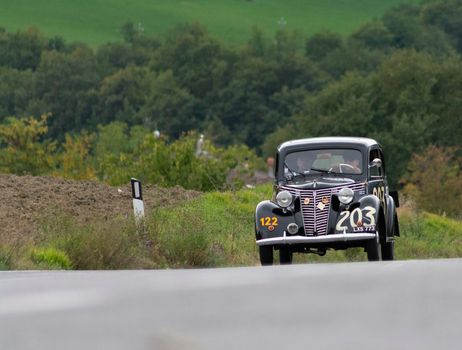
left=366, top=233, right=382, bottom=261
left=279, top=247, right=293, bottom=265
left=259, top=245, right=273, bottom=266
left=381, top=240, right=394, bottom=261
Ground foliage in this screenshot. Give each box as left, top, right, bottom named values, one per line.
left=122, top=131, right=261, bottom=191
left=30, top=247, right=72, bottom=269
left=1, top=0, right=462, bottom=207
left=0, top=116, right=261, bottom=191
left=93, top=65, right=151, bottom=125
left=396, top=210, right=462, bottom=259
left=273, top=50, right=462, bottom=188
left=32, top=47, right=100, bottom=138
left=0, top=246, right=11, bottom=270
left=36, top=210, right=153, bottom=270
left=305, top=31, right=343, bottom=61
left=55, top=133, right=96, bottom=180
left=0, top=0, right=455, bottom=157
left=2, top=184, right=461, bottom=270
left=402, top=146, right=462, bottom=218
left=0, top=27, right=46, bottom=70
left=0, top=114, right=56, bottom=175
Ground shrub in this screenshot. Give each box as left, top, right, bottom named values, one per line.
left=30, top=247, right=72, bottom=269
left=0, top=247, right=11, bottom=270
left=37, top=210, right=154, bottom=269
left=402, top=146, right=462, bottom=218
left=30, top=184, right=462, bottom=270
left=396, top=211, right=462, bottom=259
left=149, top=204, right=226, bottom=268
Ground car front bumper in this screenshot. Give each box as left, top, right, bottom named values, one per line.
left=256, top=231, right=376, bottom=246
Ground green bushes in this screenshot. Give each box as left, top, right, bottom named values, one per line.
left=401, top=146, right=462, bottom=218
left=0, top=247, right=11, bottom=270
left=30, top=247, right=72, bottom=270
left=0, top=117, right=262, bottom=191
left=149, top=187, right=269, bottom=267
left=36, top=211, right=154, bottom=269
left=2, top=185, right=462, bottom=270
left=15, top=185, right=271, bottom=270
left=396, top=211, right=462, bottom=259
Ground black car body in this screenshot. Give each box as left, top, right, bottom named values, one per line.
left=255, top=137, right=399, bottom=264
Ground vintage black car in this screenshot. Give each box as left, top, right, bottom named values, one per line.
left=255, top=137, right=400, bottom=265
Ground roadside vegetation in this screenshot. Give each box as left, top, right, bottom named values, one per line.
left=1, top=184, right=461, bottom=270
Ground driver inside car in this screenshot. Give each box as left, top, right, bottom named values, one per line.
left=342, top=153, right=362, bottom=174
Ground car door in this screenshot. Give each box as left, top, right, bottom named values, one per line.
left=368, top=147, right=388, bottom=223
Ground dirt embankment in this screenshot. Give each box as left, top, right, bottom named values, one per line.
left=0, top=174, right=201, bottom=242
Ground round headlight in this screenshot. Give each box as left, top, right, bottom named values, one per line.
left=276, top=190, right=293, bottom=208
left=338, top=187, right=354, bottom=204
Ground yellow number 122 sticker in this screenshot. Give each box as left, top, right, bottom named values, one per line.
left=260, top=217, right=278, bottom=231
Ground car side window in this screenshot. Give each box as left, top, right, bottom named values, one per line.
left=369, top=149, right=383, bottom=178
left=378, top=149, right=386, bottom=174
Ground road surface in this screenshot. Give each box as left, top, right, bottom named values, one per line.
left=1, top=259, right=461, bottom=349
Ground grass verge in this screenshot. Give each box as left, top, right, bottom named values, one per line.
left=2, top=184, right=462, bottom=269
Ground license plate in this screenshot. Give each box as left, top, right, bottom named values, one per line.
left=353, top=226, right=375, bottom=233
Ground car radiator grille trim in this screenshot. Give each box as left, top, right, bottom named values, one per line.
left=280, top=182, right=366, bottom=236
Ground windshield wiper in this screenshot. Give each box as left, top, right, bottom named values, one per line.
left=310, top=166, right=336, bottom=174
left=310, top=166, right=342, bottom=179
left=283, top=162, right=310, bottom=181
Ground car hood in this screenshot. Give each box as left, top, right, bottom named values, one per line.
left=281, top=177, right=357, bottom=190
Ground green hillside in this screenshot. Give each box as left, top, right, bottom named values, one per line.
left=0, top=0, right=421, bottom=45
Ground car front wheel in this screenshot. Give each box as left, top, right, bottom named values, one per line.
left=366, top=233, right=382, bottom=261
left=259, top=245, right=273, bottom=266
left=381, top=240, right=394, bottom=261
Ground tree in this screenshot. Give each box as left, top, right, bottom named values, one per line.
left=93, top=66, right=151, bottom=125
left=152, top=23, right=228, bottom=99
left=55, top=133, right=95, bottom=180
left=422, top=0, right=462, bottom=53
left=351, top=21, right=394, bottom=50
left=137, top=70, right=199, bottom=137
left=305, top=31, right=343, bottom=61
left=0, top=114, right=56, bottom=175
left=0, top=27, right=46, bottom=70
left=0, top=67, right=35, bottom=119
left=32, top=46, right=101, bottom=136
left=402, top=146, right=462, bottom=217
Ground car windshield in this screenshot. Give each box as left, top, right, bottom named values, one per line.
left=284, top=148, right=363, bottom=179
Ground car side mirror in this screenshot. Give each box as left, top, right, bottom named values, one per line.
left=369, top=158, right=382, bottom=168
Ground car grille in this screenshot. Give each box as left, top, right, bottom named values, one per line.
left=280, top=182, right=366, bottom=236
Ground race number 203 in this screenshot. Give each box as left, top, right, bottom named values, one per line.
left=335, top=206, right=376, bottom=232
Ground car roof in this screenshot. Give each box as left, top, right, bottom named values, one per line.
left=277, top=137, right=379, bottom=152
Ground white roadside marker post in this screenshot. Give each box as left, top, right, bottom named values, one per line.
left=131, top=178, right=152, bottom=248
left=131, top=178, right=145, bottom=222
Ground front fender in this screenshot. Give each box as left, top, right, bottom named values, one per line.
left=331, top=195, right=382, bottom=235
left=357, top=194, right=381, bottom=213
left=386, top=194, right=399, bottom=237
left=255, top=200, right=299, bottom=240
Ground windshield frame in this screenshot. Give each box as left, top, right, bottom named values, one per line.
left=277, top=146, right=367, bottom=183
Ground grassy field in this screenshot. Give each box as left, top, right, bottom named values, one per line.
left=0, top=0, right=421, bottom=46
left=1, top=184, right=461, bottom=270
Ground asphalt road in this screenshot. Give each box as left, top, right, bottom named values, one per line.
left=1, top=259, right=461, bottom=350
